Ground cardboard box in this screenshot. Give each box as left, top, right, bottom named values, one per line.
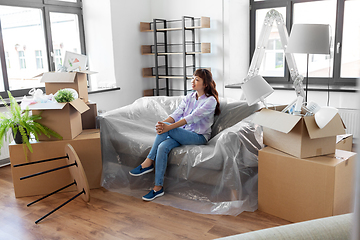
left=9, top=129, right=102, bottom=198
left=258, top=146, right=356, bottom=222
left=82, top=101, right=98, bottom=129
left=253, top=107, right=346, bottom=158
left=29, top=98, right=90, bottom=140
left=37, top=70, right=96, bottom=103
left=336, top=134, right=353, bottom=151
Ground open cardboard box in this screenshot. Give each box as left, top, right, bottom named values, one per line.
left=36, top=70, right=96, bottom=103
left=253, top=105, right=346, bottom=158
left=258, top=147, right=356, bottom=222
left=336, top=134, right=353, bottom=152
left=82, top=101, right=98, bottom=130
left=28, top=98, right=89, bottom=140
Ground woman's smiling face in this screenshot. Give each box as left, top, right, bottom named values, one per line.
left=191, top=75, right=205, bottom=92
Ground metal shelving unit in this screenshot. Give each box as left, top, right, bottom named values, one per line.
left=140, top=16, right=211, bottom=96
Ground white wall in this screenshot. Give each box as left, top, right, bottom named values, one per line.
left=83, top=0, right=152, bottom=112
left=82, top=0, right=250, bottom=111
left=224, top=0, right=250, bottom=86
left=83, top=0, right=116, bottom=90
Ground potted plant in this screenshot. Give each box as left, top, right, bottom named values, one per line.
left=54, top=89, right=76, bottom=103
left=0, top=91, right=62, bottom=160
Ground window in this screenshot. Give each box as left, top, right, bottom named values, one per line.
left=18, top=51, right=26, bottom=69
left=54, top=49, right=62, bottom=70
left=341, top=0, right=360, bottom=78
left=50, top=12, right=81, bottom=71
left=1, top=5, right=47, bottom=90
left=293, top=0, right=336, bottom=78
left=0, top=0, right=85, bottom=97
left=255, top=7, right=286, bottom=77
left=35, top=50, right=43, bottom=69
left=250, top=0, right=360, bottom=87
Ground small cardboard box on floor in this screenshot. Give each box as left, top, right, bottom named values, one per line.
left=28, top=98, right=89, bottom=140
left=9, top=129, right=102, bottom=198
left=258, top=146, right=356, bottom=223
left=36, top=70, right=96, bottom=103
left=253, top=106, right=346, bottom=158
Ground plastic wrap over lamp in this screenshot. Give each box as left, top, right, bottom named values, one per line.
left=241, top=75, right=274, bottom=107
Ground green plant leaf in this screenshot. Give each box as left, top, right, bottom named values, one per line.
left=0, top=91, right=62, bottom=161
left=55, top=89, right=75, bottom=103
left=18, top=125, right=32, bottom=153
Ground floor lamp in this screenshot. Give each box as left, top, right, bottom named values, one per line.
left=286, top=24, right=330, bottom=104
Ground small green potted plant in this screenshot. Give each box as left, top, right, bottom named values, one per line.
left=0, top=91, right=62, bottom=160
left=54, top=89, right=75, bottom=103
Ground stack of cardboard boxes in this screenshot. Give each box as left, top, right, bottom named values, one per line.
left=9, top=71, right=102, bottom=198
left=254, top=106, right=356, bottom=223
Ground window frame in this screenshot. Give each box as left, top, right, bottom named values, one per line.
left=250, top=0, right=358, bottom=88
left=0, top=0, right=85, bottom=98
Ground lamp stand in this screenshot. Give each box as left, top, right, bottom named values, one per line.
left=260, top=97, right=269, bottom=109
left=305, top=53, right=309, bottom=104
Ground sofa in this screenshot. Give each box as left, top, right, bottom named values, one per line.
left=216, top=213, right=353, bottom=240
left=98, top=96, right=262, bottom=215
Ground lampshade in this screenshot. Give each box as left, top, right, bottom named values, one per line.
left=314, top=106, right=338, bottom=129
left=286, top=24, right=330, bottom=54
left=241, top=75, right=274, bottom=106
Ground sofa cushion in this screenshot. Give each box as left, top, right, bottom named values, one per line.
left=211, top=98, right=260, bottom=138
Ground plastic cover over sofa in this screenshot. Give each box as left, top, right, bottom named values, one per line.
left=98, top=96, right=263, bottom=215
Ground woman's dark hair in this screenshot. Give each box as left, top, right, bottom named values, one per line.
left=194, top=68, right=221, bottom=115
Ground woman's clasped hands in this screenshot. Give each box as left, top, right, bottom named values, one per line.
left=155, top=121, right=169, bottom=134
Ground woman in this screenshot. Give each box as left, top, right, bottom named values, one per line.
left=129, top=69, right=221, bottom=201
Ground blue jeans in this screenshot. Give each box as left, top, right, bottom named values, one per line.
left=147, top=123, right=207, bottom=186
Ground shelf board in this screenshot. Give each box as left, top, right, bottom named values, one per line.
left=144, top=88, right=194, bottom=97
left=140, top=43, right=211, bottom=55
left=140, top=22, right=151, bottom=32
left=141, top=45, right=152, bottom=55
left=144, top=75, right=193, bottom=79
left=157, top=27, right=182, bottom=31
left=143, top=67, right=192, bottom=79
left=140, top=16, right=210, bottom=32
left=142, top=27, right=207, bottom=32
left=141, top=52, right=208, bottom=55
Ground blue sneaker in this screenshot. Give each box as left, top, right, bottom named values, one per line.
left=142, top=188, right=164, bottom=201
left=129, top=164, right=154, bottom=176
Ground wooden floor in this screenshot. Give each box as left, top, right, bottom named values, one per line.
left=0, top=165, right=290, bottom=240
